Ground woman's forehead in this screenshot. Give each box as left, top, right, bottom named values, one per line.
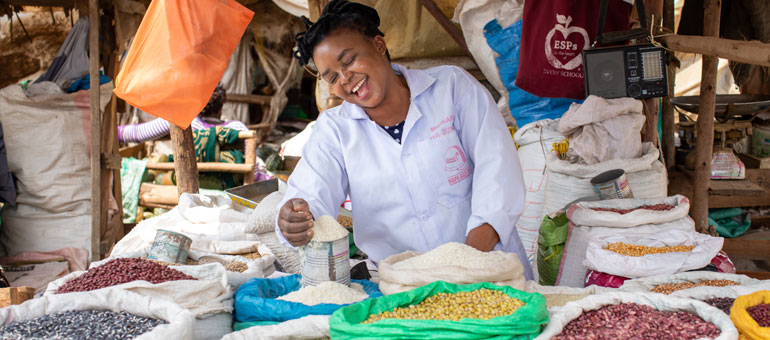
left=313, top=29, right=371, bottom=60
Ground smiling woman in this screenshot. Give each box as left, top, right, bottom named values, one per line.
left=276, top=0, right=534, bottom=280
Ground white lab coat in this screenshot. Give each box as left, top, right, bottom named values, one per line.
left=277, top=64, right=533, bottom=280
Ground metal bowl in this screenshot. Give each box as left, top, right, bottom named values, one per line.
left=671, top=94, right=770, bottom=116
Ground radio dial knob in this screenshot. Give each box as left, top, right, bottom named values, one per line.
left=628, top=84, right=642, bottom=98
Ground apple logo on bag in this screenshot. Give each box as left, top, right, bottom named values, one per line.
left=544, top=14, right=590, bottom=70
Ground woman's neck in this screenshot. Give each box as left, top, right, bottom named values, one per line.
left=365, top=69, right=410, bottom=126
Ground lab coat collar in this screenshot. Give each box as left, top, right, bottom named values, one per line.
left=338, top=63, right=437, bottom=120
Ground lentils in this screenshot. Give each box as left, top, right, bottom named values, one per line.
left=605, top=242, right=694, bottom=257
left=0, top=310, right=166, bottom=339
left=703, top=297, right=735, bottom=315
left=592, top=204, right=675, bottom=214
left=650, top=280, right=739, bottom=294
left=553, top=302, right=721, bottom=340
left=363, top=289, right=524, bottom=323
left=225, top=261, right=248, bottom=273
left=747, top=303, right=770, bottom=327
left=57, top=258, right=197, bottom=293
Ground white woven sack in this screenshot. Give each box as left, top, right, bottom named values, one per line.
left=542, top=142, right=667, bottom=216
left=619, top=272, right=761, bottom=294
left=584, top=229, right=724, bottom=278
left=222, top=315, right=331, bottom=340
left=671, top=281, right=770, bottom=300
left=194, top=312, right=233, bottom=340
left=0, top=289, right=194, bottom=340
left=248, top=191, right=285, bottom=234
left=557, top=218, right=695, bottom=287
left=45, top=262, right=232, bottom=317
left=258, top=231, right=302, bottom=274
left=567, top=195, right=690, bottom=228
left=187, top=249, right=276, bottom=289
left=378, top=250, right=525, bottom=295
left=513, top=119, right=564, bottom=265
left=533, top=291, right=738, bottom=340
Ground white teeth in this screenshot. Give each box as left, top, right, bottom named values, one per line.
left=352, top=78, right=365, bottom=93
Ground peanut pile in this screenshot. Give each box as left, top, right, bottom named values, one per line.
left=604, top=242, right=695, bottom=257
left=57, top=258, right=197, bottom=293
left=363, top=289, right=524, bottom=323
left=225, top=261, right=248, bottom=273
left=592, top=204, right=675, bottom=214
left=553, top=303, right=721, bottom=340
left=651, top=280, right=739, bottom=295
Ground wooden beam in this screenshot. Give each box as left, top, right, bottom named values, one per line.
left=0, top=0, right=75, bottom=7
left=169, top=125, right=200, bottom=196
left=88, top=0, right=101, bottom=261
left=419, top=0, right=472, bottom=58
left=145, top=162, right=255, bottom=173
left=662, top=0, right=676, bottom=168
left=661, top=35, right=770, bottom=67
left=139, top=183, right=179, bottom=206
left=722, top=239, right=770, bottom=259
left=692, top=0, right=721, bottom=235
left=226, top=93, right=272, bottom=105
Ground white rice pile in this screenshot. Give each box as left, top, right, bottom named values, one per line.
left=393, top=242, right=507, bottom=269
left=277, top=281, right=368, bottom=305
left=311, top=215, right=349, bottom=242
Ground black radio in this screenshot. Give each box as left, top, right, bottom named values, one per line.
left=582, top=44, right=669, bottom=99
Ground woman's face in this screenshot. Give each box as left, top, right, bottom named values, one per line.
left=312, top=29, right=390, bottom=109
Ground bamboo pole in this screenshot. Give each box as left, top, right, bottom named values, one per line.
left=662, top=0, right=676, bottom=168
left=88, top=0, right=101, bottom=261
left=169, top=125, right=200, bottom=196
left=692, top=0, right=721, bottom=234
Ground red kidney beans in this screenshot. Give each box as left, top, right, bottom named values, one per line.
left=747, top=303, right=770, bottom=327
left=592, top=204, right=675, bottom=214
left=57, top=257, right=197, bottom=294
left=553, top=302, right=721, bottom=340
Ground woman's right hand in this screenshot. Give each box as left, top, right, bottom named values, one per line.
left=277, top=198, right=315, bottom=247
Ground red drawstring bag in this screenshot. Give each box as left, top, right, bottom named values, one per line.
left=515, top=0, right=632, bottom=99
left=115, top=0, right=253, bottom=129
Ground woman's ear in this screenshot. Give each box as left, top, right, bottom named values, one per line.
left=372, top=36, right=387, bottom=56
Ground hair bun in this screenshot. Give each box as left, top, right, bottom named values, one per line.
left=322, top=0, right=380, bottom=27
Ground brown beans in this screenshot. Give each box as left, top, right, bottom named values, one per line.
left=592, top=204, right=675, bottom=214
left=553, top=302, right=721, bottom=340
left=651, top=280, right=739, bottom=294
left=703, top=297, right=735, bottom=315
left=747, top=303, right=770, bottom=327
left=225, top=261, right=248, bottom=273
left=57, top=258, right=197, bottom=294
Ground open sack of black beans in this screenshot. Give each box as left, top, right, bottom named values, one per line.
left=0, top=288, right=194, bottom=339
left=533, top=291, right=739, bottom=340
left=43, top=257, right=234, bottom=340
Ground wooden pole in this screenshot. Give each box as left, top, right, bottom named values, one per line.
left=419, top=0, right=472, bottom=58
left=169, top=125, right=200, bottom=196
left=692, top=0, right=721, bottom=234
left=662, top=0, right=676, bottom=168
left=660, top=35, right=770, bottom=67
left=642, top=0, right=663, bottom=146
left=88, top=0, right=101, bottom=261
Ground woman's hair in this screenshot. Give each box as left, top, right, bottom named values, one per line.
left=199, top=84, right=226, bottom=118
left=293, top=0, right=388, bottom=66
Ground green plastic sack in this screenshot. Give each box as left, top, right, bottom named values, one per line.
left=709, top=208, right=751, bottom=238
left=537, top=212, right=568, bottom=286
left=329, top=281, right=548, bottom=340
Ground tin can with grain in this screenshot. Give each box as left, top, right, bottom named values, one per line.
left=590, top=169, right=634, bottom=200
left=300, top=236, right=350, bottom=288
left=147, top=229, right=192, bottom=264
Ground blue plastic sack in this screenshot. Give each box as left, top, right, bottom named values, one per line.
left=234, top=274, right=383, bottom=323
left=484, top=19, right=579, bottom=127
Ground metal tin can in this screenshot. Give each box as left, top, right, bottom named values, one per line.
left=590, top=169, right=634, bottom=200
left=147, top=229, right=192, bottom=264
left=300, top=236, right=350, bottom=288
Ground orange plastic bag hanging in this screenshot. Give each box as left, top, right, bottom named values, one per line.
left=115, top=0, right=253, bottom=129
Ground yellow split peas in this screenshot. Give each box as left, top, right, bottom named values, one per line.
left=605, top=242, right=694, bottom=257
left=363, top=289, right=525, bottom=323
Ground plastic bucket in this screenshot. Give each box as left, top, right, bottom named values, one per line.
left=590, top=169, right=634, bottom=200
left=752, top=124, right=770, bottom=158
left=147, top=229, right=192, bottom=264
left=300, top=236, right=350, bottom=288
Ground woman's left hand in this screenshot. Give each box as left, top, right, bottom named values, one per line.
left=465, top=223, right=500, bottom=252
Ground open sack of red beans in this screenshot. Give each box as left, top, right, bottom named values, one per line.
left=43, top=257, right=232, bottom=317
left=533, top=291, right=738, bottom=340
left=730, top=290, right=770, bottom=340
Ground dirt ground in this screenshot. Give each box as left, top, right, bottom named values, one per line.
left=0, top=10, right=76, bottom=89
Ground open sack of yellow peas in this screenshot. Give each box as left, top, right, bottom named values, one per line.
left=731, top=290, right=770, bottom=340
left=328, top=281, right=548, bottom=340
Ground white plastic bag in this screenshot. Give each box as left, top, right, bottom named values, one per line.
left=378, top=250, right=525, bottom=295
left=620, top=272, right=761, bottom=294
left=671, top=281, right=770, bottom=300
left=542, top=142, right=667, bottom=216
left=513, top=119, right=564, bottom=264
left=222, top=315, right=331, bottom=340
left=584, top=229, right=724, bottom=278
left=0, top=289, right=194, bottom=340
left=45, top=262, right=232, bottom=317
left=533, top=291, right=738, bottom=340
